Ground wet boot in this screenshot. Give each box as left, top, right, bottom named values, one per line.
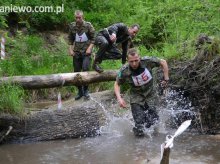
left=75, top=86, right=83, bottom=100
left=83, top=86, right=90, bottom=99
left=93, top=58, right=103, bottom=73
left=133, top=126, right=144, bottom=137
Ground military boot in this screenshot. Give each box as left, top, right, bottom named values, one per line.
left=93, top=58, right=103, bottom=73
left=83, top=86, right=90, bottom=99
left=133, top=126, right=144, bottom=137
left=75, top=86, right=83, bottom=100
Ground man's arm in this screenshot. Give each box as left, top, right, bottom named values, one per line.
left=121, top=40, right=128, bottom=64
left=114, top=81, right=127, bottom=108
left=68, top=24, right=75, bottom=56
left=160, top=59, right=169, bottom=81
left=68, top=44, right=74, bottom=56
left=108, top=23, right=127, bottom=43
left=86, top=23, right=95, bottom=54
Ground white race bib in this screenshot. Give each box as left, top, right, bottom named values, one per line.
left=75, top=32, right=88, bottom=42
left=132, top=68, right=152, bottom=86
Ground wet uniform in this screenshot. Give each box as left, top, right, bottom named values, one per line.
left=116, top=56, right=161, bottom=135
left=95, top=23, right=132, bottom=64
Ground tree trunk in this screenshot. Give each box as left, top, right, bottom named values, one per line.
left=0, top=105, right=99, bottom=144
left=0, top=70, right=117, bottom=89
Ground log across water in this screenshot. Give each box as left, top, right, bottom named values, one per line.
left=0, top=70, right=117, bottom=89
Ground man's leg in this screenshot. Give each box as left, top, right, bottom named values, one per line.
left=73, top=55, right=83, bottom=100
left=131, top=103, right=146, bottom=136
left=82, top=54, right=91, bottom=99
left=144, top=103, right=159, bottom=128
left=105, top=44, right=122, bottom=60
left=93, top=35, right=108, bottom=73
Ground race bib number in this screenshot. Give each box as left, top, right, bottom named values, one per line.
left=132, top=68, right=152, bottom=86
left=75, top=32, right=88, bottom=42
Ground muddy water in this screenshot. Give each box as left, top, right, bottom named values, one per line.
left=1, top=91, right=220, bottom=164
left=0, top=117, right=220, bottom=164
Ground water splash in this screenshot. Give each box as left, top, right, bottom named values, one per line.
left=159, top=89, right=202, bottom=132
left=90, top=95, right=134, bottom=136
left=90, top=96, right=112, bottom=122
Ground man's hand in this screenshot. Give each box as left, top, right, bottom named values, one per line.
left=69, top=47, right=74, bottom=56
left=86, top=44, right=94, bottom=55
left=118, top=98, right=127, bottom=108
left=110, top=33, right=116, bottom=42
left=86, top=47, right=92, bottom=55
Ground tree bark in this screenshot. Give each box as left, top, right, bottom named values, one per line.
left=0, top=70, right=117, bottom=89
left=0, top=105, right=99, bottom=144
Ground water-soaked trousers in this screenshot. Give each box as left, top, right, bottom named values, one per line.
left=131, top=103, right=159, bottom=131
left=94, top=35, right=122, bottom=63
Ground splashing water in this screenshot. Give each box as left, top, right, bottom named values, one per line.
left=158, top=89, right=202, bottom=134
left=1, top=90, right=220, bottom=164
left=90, top=95, right=135, bottom=136
left=90, top=96, right=113, bottom=121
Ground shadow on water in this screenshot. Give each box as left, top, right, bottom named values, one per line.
left=1, top=90, right=220, bottom=164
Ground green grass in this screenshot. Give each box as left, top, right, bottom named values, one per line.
left=0, top=83, right=25, bottom=114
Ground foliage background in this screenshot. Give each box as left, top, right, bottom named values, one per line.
left=0, top=0, right=219, bottom=113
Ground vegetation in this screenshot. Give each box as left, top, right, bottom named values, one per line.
left=0, top=0, right=219, bottom=114
left=0, top=82, right=25, bottom=114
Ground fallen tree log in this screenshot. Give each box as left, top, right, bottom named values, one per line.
left=0, top=70, right=117, bottom=89
left=0, top=105, right=99, bottom=144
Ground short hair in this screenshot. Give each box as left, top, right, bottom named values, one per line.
left=75, top=10, right=83, bottom=16
left=127, top=48, right=139, bottom=56
left=131, top=24, right=140, bottom=30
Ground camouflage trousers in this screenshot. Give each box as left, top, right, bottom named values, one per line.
left=131, top=102, right=159, bottom=132
left=94, top=35, right=122, bottom=63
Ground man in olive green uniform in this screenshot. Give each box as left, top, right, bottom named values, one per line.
left=114, top=48, right=169, bottom=136
left=68, top=10, right=95, bottom=100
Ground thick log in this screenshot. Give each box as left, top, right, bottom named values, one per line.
left=0, top=105, right=99, bottom=144
left=0, top=70, right=117, bottom=89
